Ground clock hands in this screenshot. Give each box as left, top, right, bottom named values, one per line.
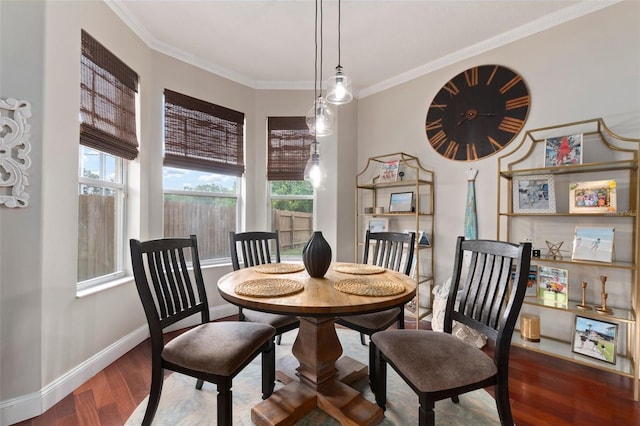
left=456, top=109, right=496, bottom=126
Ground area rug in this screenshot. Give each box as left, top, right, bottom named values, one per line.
left=127, top=328, right=500, bottom=425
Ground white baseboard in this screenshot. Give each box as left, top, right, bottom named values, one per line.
left=0, top=304, right=237, bottom=425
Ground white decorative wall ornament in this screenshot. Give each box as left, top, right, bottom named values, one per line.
left=0, top=97, right=32, bottom=208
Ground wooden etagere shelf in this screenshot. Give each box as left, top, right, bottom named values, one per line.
left=496, top=118, right=640, bottom=400
left=355, top=152, right=435, bottom=328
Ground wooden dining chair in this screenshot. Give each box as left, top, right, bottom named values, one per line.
left=371, top=236, right=532, bottom=426
left=336, top=230, right=415, bottom=388
left=130, top=235, right=276, bottom=426
left=229, top=231, right=300, bottom=345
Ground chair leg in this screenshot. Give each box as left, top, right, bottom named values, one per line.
left=418, top=394, right=436, bottom=426
left=374, top=347, right=387, bottom=411
left=142, top=366, right=164, bottom=426
left=217, top=379, right=233, bottom=426
left=368, top=339, right=376, bottom=391
left=360, top=332, right=367, bottom=345
left=276, top=334, right=282, bottom=345
left=495, top=379, right=515, bottom=425
left=451, top=395, right=460, bottom=403
left=262, top=339, right=276, bottom=399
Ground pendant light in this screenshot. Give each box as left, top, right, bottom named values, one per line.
left=326, top=0, right=353, bottom=105
left=306, top=0, right=335, bottom=137
left=303, top=140, right=327, bottom=190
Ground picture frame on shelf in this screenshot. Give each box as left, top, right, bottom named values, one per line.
left=378, top=160, right=400, bottom=183
left=569, top=180, right=617, bottom=213
left=571, top=226, right=615, bottom=263
left=544, top=133, right=583, bottom=167
left=572, top=315, right=618, bottom=365
left=511, top=265, right=538, bottom=297
left=512, top=174, right=556, bottom=213
left=389, top=191, right=415, bottom=213
left=538, top=266, right=568, bottom=305
left=366, top=218, right=389, bottom=234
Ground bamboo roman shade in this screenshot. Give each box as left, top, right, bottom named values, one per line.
left=163, top=89, right=245, bottom=176
left=267, top=117, right=315, bottom=180
left=80, top=30, right=139, bottom=160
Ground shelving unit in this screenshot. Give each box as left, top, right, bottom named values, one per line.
left=496, top=118, right=639, bottom=400
left=355, top=152, right=435, bottom=328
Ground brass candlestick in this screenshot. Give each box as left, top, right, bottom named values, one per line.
left=576, top=281, right=592, bottom=310
left=595, top=275, right=613, bottom=315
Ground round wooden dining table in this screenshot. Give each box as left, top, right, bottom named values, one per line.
left=217, top=262, right=416, bottom=426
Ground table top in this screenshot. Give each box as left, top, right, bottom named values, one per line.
left=217, top=262, right=417, bottom=317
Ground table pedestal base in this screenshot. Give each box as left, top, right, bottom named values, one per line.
left=251, top=317, right=383, bottom=426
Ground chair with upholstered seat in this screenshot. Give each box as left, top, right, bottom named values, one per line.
left=130, top=235, right=276, bottom=426
left=336, top=230, right=415, bottom=388
left=372, top=236, right=532, bottom=426
left=229, top=231, right=300, bottom=345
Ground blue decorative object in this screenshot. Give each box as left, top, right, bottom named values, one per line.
left=302, top=231, right=332, bottom=278
left=464, top=168, right=478, bottom=240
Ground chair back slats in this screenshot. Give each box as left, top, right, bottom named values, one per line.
left=230, top=231, right=281, bottom=270
left=447, top=237, right=531, bottom=353
left=364, top=231, right=416, bottom=276
left=130, top=235, right=209, bottom=338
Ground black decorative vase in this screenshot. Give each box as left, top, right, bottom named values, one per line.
left=302, top=231, right=332, bottom=278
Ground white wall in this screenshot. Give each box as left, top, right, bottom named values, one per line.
left=357, top=1, right=640, bottom=287
left=0, top=1, right=350, bottom=423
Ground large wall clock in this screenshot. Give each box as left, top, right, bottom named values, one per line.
left=425, top=64, right=530, bottom=161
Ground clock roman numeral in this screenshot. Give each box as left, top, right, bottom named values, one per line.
left=506, top=95, right=530, bottom=110
left=430, top=102, right=447, bottom=110
left=464, top=67, right=478, bottom=87
left=425, top=119, right=443, bottom=131
left=486, top=65, right=499, bottom=85
left=429, top=130, right=447, bottom=150
left=467, top=144, right=478, bottom=160
left=488, top=136, right=503, bottom=151
left=498, top=117, right=525, bottom=133
left=499, top=76, right=523, bottom=94
left=443, top=140, right=459, bottom=159
left=443, top=80, right=460, bottom=96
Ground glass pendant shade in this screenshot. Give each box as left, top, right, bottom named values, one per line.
left=305, top=96, right=335, bottom=137
left=326, top=66, right=353, bottom=105
left=303, top=143, right=327, bottom=190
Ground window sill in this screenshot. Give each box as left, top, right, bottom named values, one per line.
left=76, top=276, right=133, bottom=298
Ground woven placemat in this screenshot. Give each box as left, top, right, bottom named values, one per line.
left=252, top=263, right=305, bottom=274
left=235, top=278, right=303, bottom=297
left=334, top=263, right=385, bottom=275
left=334, top=278, right=405, bottom=297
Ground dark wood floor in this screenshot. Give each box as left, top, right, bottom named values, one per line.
left=15, top=317, right=640, bottom=426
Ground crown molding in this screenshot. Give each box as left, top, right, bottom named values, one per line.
left=106, top=0, right=619, bottom=97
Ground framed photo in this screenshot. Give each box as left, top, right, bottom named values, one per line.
left=569, top=180, right=617, bottom=213
left=572, top=315, right=618, bottom=365
left=544, top=133, right=583, bottom=167
left=512, top=265, right=538, bottom=297
left=366, top=218, right=389, bottom=234
left=571, top=226, right=615, bottom=263
left=378, top=160, right=399, bottom=183
left=389, top=191, right=415, bottom=213
left=513, top=175, right=556, bottom=213
left=538, top=266, right=568, bottom=304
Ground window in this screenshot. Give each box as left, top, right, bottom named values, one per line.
left=77, top=30, right=139, bottom=289
left=163, top=89, right=245, bottom=263
left=267, top=117, right=315, bottom=258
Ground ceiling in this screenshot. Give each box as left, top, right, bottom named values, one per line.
left=106, top=1, right=616, bottom=98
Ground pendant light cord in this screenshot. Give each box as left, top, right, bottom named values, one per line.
left=337, top=0, right=341, bottom=68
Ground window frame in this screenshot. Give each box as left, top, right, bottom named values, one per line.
left=77, top=147, right=127, bottom=291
